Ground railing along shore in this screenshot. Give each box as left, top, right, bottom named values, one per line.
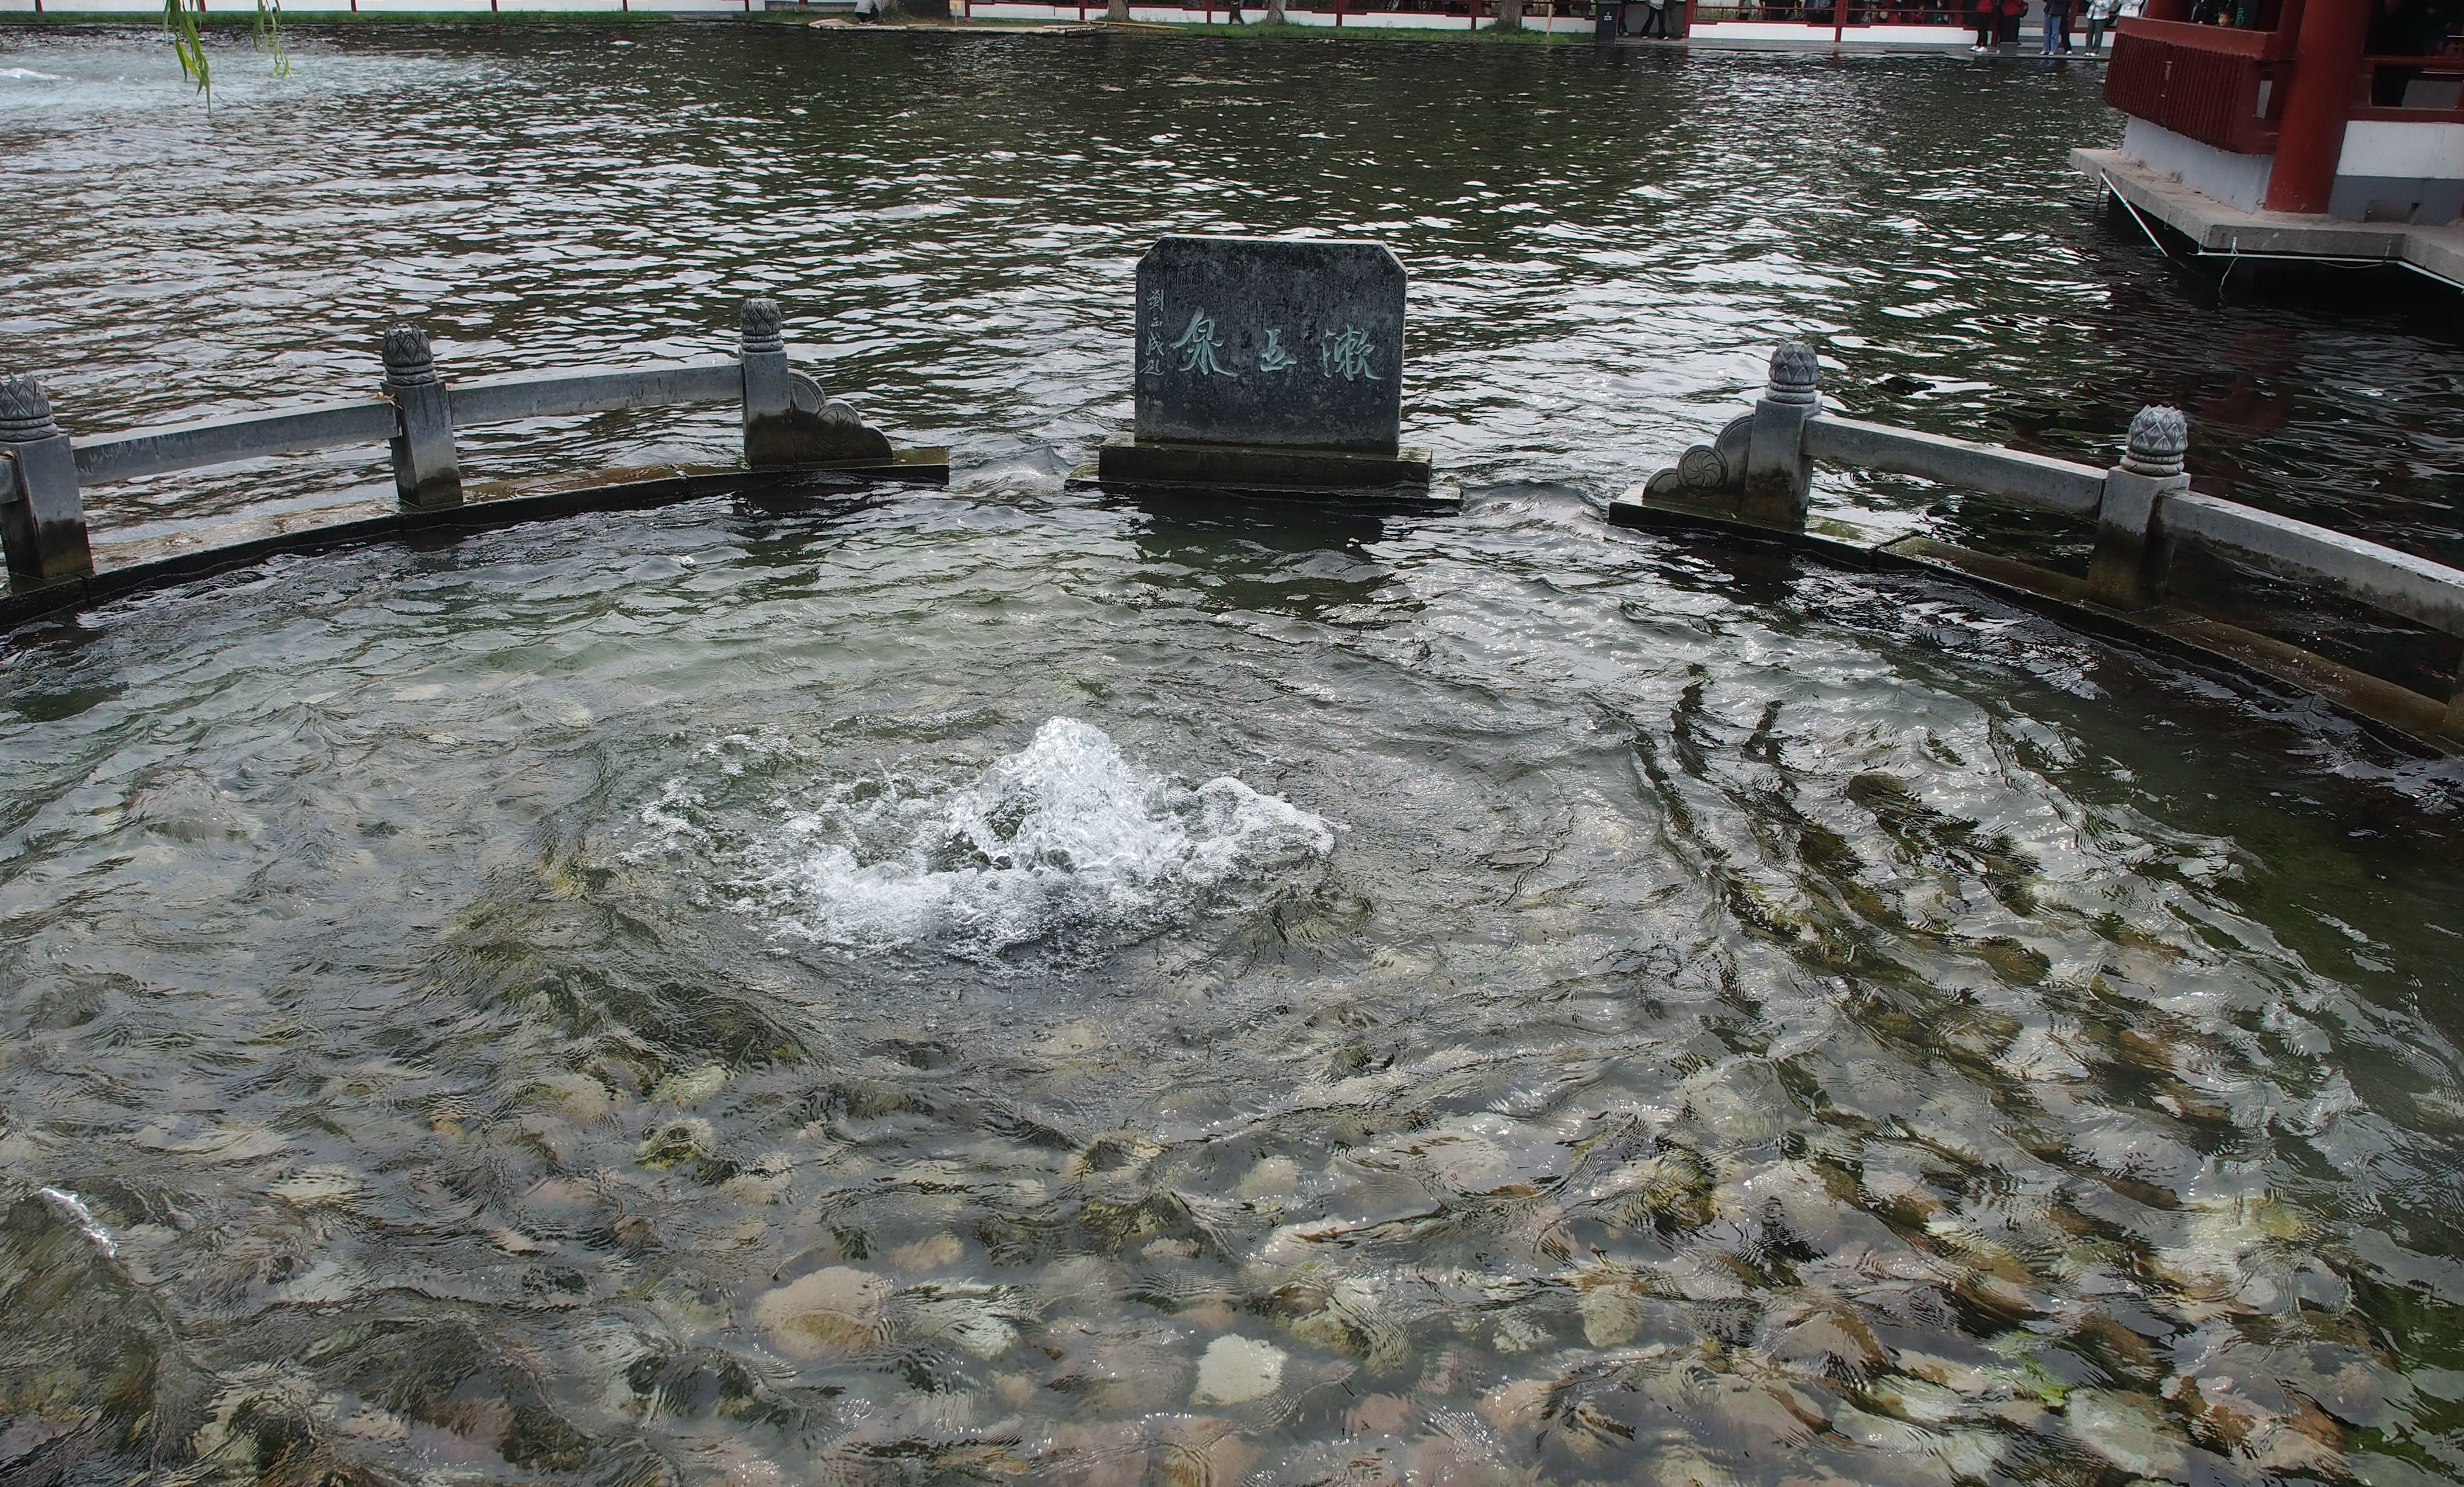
left=1614, top=342, right=2464, bottom=744
left=0, top=297, right=927, bottom=584
left=4, top=321, right=2460, bottom=750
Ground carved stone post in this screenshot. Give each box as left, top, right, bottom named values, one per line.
left=2084, top=406, right=2188, bottom=611
left=740, top=297, right=794, bottom=467
left=739, top=297, right=893, bottom=469
left=0, top=375, right=93, bottom=584
left=382, top=327, right=461, bottom=510
left=1736, top=342, right=1820, bottom=529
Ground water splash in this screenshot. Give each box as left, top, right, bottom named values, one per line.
left=38, top=1186, right=119, bottom=1259
left=733, top=719, right=1333, bottom=963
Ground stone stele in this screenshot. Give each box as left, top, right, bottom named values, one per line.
left=1135, top=235, right=1403, bottom=452
left=1097, top=235, right=1434, bottom=495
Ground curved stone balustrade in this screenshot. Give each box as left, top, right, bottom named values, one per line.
left=0, top=298, right=942, bottom=584
left=1615, top=343, right=2464, bottom=750
left=4, top=323, right=2459, bottom=753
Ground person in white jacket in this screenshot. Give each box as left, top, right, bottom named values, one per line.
left=2085, top=0, right=2121, bottom=47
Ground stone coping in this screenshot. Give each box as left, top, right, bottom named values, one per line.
left=8, top=450, right=2452, bottom=760
left=1065, top=459, right=1461, bottom=511
left=2073, top=147, right=2464, bottom=287
left=0, top=452, right=946, bottom=632
left=1609, top=495, right=2463, bottom=759
left=1089, top=437, right=1443, bottom=497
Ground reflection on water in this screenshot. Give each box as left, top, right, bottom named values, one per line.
left=0, top=25, right=2458, bottom=565
left=3, top=492, right=2463, bottom=1484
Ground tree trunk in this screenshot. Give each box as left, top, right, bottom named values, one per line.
left=1106, top=0, right=1130, bottom=20
left=1266, top=0, right=1285, bottom=22
left=1495, top=0, right=1524, bottom=25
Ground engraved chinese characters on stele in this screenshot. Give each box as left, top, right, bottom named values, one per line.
left=1132, top=235, right=1406, bottom=456
left=1169, top=310, right=1236, bottom=377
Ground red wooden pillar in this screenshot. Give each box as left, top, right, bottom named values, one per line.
left=2264, top=0, right=2371, bottom=211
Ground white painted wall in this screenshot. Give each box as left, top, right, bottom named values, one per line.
left=1687, top=18, right=1972, bottom=41
left=2120, top=114, right=2274, bottom=211
left=2339, top=120, right=2464, bottom=182
left=961, top=2, right=1588, bottom=26
left=960, top=5, right=1971, bottom=30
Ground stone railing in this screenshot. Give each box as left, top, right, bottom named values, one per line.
left=0, top=298, right=919, bottom=586
left=1615, top=342, right=2464, bottom=741
left=5, top=312, right=2460, bottom=750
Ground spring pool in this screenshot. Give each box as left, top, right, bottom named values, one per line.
left=4, top=487, right=2462, bottom=1484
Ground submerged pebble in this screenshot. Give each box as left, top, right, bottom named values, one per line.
left=1191, top=1335, right=1285, bottom=1406
left=754, top=1267, right=893, bottom=1357
left=1, top=440, right=2458, bottom=1487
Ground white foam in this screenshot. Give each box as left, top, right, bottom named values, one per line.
left=38, top=1186, right=117, bottom=1258
left=0, top=68, right=71, bottom=83
left=736, top=719, right=1333, bottom=963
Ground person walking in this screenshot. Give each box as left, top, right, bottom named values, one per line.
left=2084, top=0, right=2117, bottom=46
left=2041, top=0, right=2074, bottom=49
left=1640, top=0, right=1674, bottom=35
left=1971, top=0, right=1999, bottom=44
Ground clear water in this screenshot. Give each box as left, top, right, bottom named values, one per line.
left=4, top=25, right=2464, bottom=1487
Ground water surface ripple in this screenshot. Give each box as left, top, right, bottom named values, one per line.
left=2, top=492, right=2463, bottom=1485
left=0, top=26, right=2458, bottom=561
left=4, top=25, right=2464, bottom=1487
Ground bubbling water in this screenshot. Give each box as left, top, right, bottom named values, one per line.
left=652, top=718, right=1336, bottom=964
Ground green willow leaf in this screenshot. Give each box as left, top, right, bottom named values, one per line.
left=161, top=0, right=287, bottom=104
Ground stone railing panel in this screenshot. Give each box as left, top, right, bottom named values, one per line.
left=72, top=401, right=401, bottom=487
left=2162, top=492, right=2464, bottom=637
left=448, top=360, right=745, bottom=429
left=1802, top=415, right=2106, bottom=517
